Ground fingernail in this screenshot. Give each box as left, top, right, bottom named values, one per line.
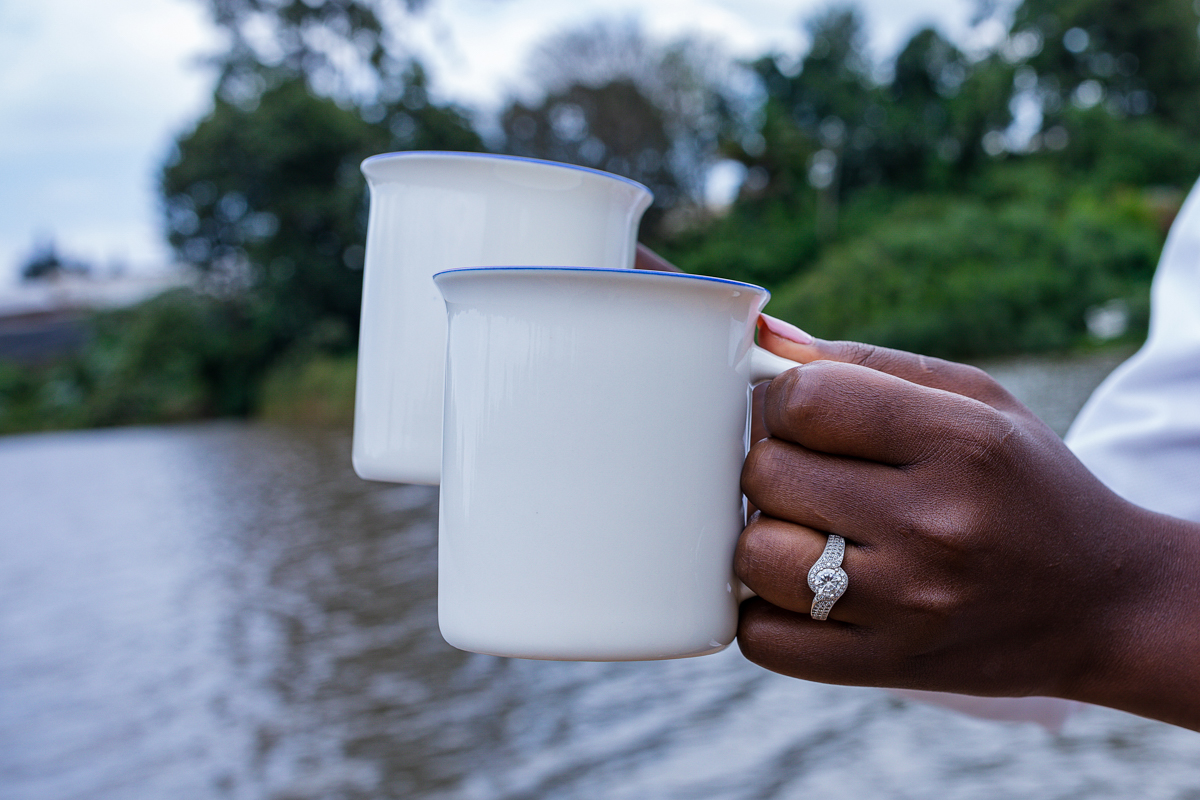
left=759, top=314, right=814, bottom=345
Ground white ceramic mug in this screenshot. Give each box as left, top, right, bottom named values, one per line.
left=352, top=152, right=653, bottom=485
left=433, top=267, right=800, bottom=661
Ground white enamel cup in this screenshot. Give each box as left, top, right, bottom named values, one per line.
left=433, top=267, right=800, bottom=661
left=352, top=152, right=653, bottom=485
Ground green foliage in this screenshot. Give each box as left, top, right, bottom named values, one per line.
left=501, top=80, right=679, bottom=233
left=496, top=20, right=755, bottom=238
left=0, top=289, right=248, bottom=432
left=147, top=71, right=482, bottom=427
left=162, top=71, right=482, bottom=355
left=745, top=14, right=1016, bottom=200
left=2, top=70, right=485, bottom=436
left=1048, top=105, right=1200, bottom=188
left=81, top=288, right=277, bottom=422
left=670, top=0, right=1200, bottom=359
left=164, top=79, right=378, bottom=341
left=661, top=197, right=822, bottom=290
left=258, top=353, right=357, bottom=426
left=1013, top=0, right=1200, bottom=133
left=765, top=174, right=1163, bottom=358
left=0, top=361, right=87, bottom=434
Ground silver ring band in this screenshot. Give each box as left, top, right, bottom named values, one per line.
left=807, top=534, right=848, bottom=620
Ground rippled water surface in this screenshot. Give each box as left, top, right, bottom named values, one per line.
left=2, top=348, right=1198, bottom=800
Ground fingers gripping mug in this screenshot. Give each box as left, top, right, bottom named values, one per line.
left=433, top=267, right=800, bottom=661
left=352, top=152, right=653, bottom=485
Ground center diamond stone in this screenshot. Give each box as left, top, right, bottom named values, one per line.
left=813, top=567, right=846, bottom=598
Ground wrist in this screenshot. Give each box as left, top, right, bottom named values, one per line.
left=1065, top=503, right=1200, bottom=729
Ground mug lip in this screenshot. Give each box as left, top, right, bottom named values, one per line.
left=360, top=150, right=653, bottom=197
left=432, top=265, right=770, bottom=301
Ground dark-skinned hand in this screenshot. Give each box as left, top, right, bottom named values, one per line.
left=738, top=315, right=1200, bottom=731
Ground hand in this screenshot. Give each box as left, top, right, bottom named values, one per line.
left=634, top=244, right=682, bottom=272
left=737, top=315, right=1200, bottom=730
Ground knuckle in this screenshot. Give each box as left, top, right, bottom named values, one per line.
left=838, top=341, right=930, bottom=381
left=906, top=583, right=967, bottom=626
left=735, top=610, right=777, bottom=665
left=931, top=502, right=990, bottom=545
left=956, top=407, right=1019, bottom=470
left=896, top=482, right=990, bottom=547
left=741, top=439, right=794, bottom=503
left=945, top=361, right=992, bottom=388
left=915, top=402, right=1017, bottom=475
left=836, top=340, right=889, bottom=370
left=886, top=504, right=929, bottom=543
left=734, top=514, right=775, bottom=584
left=763, top=362, right=837, bottom=439
left=915, top=354, right=982, bottom=384
left=942, top=361, right=1014, bottom=407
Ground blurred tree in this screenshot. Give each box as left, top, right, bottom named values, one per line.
left=745, top=6, right=874, bottom=211
left=179, top=0, right=482, bottom=339
left=501, top=80, right=678, bottom=233
left=133, top=0, right=488, bottom=419
left=687, top=0, right=1195, bottom=356
left=158, top=72, right=482, bottom=412
left=879, top=29, right=1014, bottom=187
left=876, top=27, right=961, bottom=183
left=202, top=0, right=427, bottom=105
left=19, top=239, right=90, bottom=281
left=499, top=19, right=757, bottom=237
left=776, top=5, right=875, bottom=128
left=162, top=71, right=482, bottom=345
left=746, top=8, right=1015, bottom=207
left=1011, top=0, right=1200, bottom=135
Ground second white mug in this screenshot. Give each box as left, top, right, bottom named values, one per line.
left=352, top=152, right=653, bottom=485
left=434, top=267, right=800, bottom=661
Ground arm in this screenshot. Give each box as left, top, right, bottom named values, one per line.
left=737, top=316, right=1200, bottom=731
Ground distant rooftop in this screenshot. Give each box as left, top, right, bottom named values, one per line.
left=0, top=271, right=191, bottom=364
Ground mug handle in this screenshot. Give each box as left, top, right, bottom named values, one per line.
left=749, top=344, right=803, bottom=385
left=735, top=345, right=805, bottom=602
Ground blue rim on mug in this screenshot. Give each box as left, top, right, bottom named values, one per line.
left=431, top=265, right=771, bottom=302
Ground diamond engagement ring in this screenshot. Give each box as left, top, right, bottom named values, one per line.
left=807, top=534, right=848, bottom=620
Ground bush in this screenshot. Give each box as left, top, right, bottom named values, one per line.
left=663, top=198, right=822, bottom=291
left=257, top=353, right=357, bottom=426
left=0, top=288, right=276, bottom=434
left=763, top=179, right=1163, bottom=358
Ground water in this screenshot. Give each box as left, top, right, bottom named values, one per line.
left=2, top=348, right=1198, bottom=800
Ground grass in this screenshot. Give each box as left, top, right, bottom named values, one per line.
left=257, top=353, right=357, bottom=427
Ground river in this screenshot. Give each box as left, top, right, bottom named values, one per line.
left=2, top=347, right=1198, bottom=799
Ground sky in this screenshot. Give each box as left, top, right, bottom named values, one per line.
left=0, top=0, right=1002, bottom=287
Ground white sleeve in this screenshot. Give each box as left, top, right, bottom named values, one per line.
left=1064, top=179, right=1200, bottom=523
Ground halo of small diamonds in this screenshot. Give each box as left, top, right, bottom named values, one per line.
left=807, top=534, right=848, bottom=621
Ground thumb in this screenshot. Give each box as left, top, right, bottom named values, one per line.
left=757, top=314, right=1019, bottom=411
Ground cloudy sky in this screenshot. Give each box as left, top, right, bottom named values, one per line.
left=0, top=0, right=999, bottom=286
